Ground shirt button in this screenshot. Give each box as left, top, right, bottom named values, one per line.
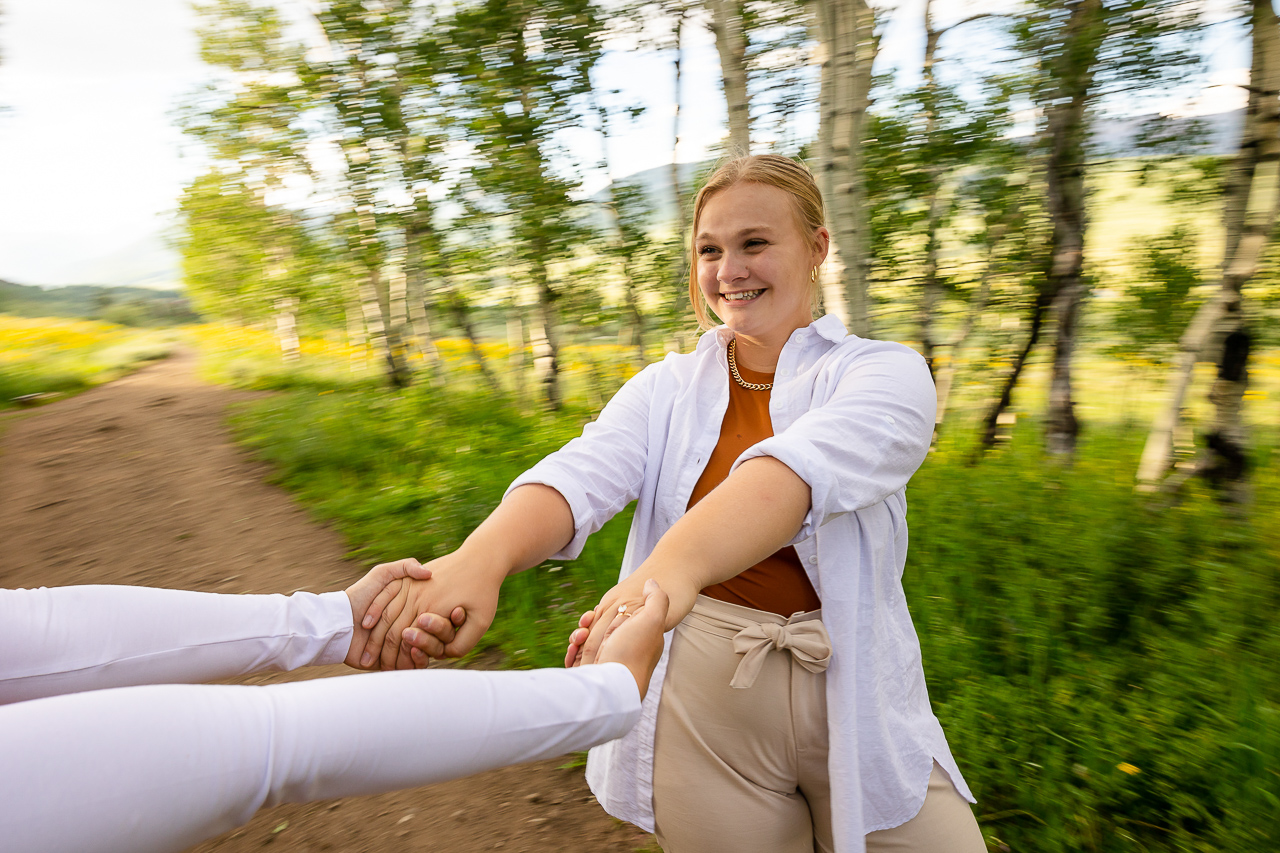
left=885, top=415, right=896, bottom=425
left=808, top=555, right=818, bottom=565
left=779, top=368, right=791, bottom=377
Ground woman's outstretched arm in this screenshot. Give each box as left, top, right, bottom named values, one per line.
left=570, top=455, right=810, bottom=665
left=358, top=483, right=577, bottom=670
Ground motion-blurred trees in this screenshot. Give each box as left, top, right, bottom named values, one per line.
left=1014, top=0, right=1201, bottom=458
left=440, top=0, right=603, bottom=409
left=1138, top=0, right=1280, bottom=502
left=172, top=0, right=1280, bottom=499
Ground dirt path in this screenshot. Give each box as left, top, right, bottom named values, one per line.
left=0, top=351, right=652, bottom=853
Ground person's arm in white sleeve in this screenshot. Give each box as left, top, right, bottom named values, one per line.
left=0, top=581, right=669, bottom=853
left=0, top=559, right=432, bottom=705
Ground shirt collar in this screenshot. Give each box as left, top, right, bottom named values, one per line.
left=697, top=313, right=849, bottom=352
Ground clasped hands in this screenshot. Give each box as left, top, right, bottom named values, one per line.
left=344, top=554, right=695, bottom=682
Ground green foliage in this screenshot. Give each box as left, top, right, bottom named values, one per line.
left=912, top=424, right=1280, bottom=850
left=178, top=171, right=343, bottom=329
left=1106, top=227, right=1204, bottom=364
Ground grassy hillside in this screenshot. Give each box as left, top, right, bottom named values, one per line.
left=0, top=280, right=199, bottom=326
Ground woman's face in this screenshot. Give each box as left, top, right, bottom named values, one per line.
left=694, top=181, right=828, bottom=345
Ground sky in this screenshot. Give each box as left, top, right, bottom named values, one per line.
left=0, top=0, right=1250, bottom=289
left=0, top=0, right=212, bottom=286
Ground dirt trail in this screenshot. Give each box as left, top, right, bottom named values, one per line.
left=0, top=351, right=651, bottom=853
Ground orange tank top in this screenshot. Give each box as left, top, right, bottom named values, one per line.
left=689, top=358, right=821, bottom=616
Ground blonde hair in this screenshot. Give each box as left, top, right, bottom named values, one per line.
left=687, top=154, right=827, bottom=330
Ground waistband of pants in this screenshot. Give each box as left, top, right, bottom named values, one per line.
left=685, top=594, right=823, bottom=640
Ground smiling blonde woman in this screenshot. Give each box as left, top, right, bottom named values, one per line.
left=368, top=155, right=985, bottom=853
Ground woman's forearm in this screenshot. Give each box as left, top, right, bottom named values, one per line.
left=574, top=456, right=811, bottom=662
left=456, top=483, right=576, bottom=581
left=638, top=456, right=811, bottom=626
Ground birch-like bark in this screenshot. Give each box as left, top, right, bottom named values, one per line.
left=978, top=294, right=1050, bottom=454
left=917, top=3, right=1000, bottom=371
left=669, top=3, right=693, bottom=346
left=448, top=294, right=501, bottom=394
left=1136, top=0, right=1280, bottom=493
left=811, top=0, right=877, bottom=337
left=404, top=258, right=443, bottom=381
left=706, top=0, right=751, bottom=154
left=357, top=267, right=392, bottom=379
left=1041, top=0, right=1102, bottom=457
left=529, top=254, right=562, bottom=411
left=273, top=296, right=300, bottom=363
left=387, top=261, right=411, bottom=380
left=507, top=309, right=527, bottom=401
left=345, top=281, right=368, bottom=373
left=918, top=1, right=945, bottom=371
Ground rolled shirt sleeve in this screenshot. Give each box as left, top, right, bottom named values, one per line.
left=507, top=363, right=657, bottom=560
left=735, top=343, right=936, bottom=541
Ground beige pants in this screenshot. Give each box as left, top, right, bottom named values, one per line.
left=652, top=596, right=984, bottom=853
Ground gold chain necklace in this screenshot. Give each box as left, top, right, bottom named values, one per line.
left=727, top=338, right=773, bottom=391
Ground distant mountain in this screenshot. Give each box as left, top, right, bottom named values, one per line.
left=1089, top=109, right=1243, bottom=158
left=588, top=160, right=713, bottom=231
left=0, top=279, right=198, bottom=326
left=587, top=111, right=1244, bottom=233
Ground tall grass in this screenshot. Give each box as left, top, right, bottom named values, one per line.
left=911, top=424, right=1280, bottom=851
left=199, top=330, right=1279, bottom=851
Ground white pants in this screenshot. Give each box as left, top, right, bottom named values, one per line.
left=0, top=586, right=642, bottom=853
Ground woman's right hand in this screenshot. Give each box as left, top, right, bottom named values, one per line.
left=360, top=550, right=506, bottom=670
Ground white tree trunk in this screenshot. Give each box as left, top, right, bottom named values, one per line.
left=405, top=273, right=442, bottom=374
left=529, top=257, right=562, bottom=410
left=706, top=0, right=751, bottom=154
left=358, top=268, right=402, bottom=386
left=273, top=297, right=300, bottom=363
left=1137, top=0, right=1280, bottom=491
left=345, top=286, right=368, bottom=374
left=1040, top=0, right=1102, bottom=458
left=507, top=311, right=526, bottom=400
left=811, top=0, right=876, bottom=337
left=669, top=3, right=693, bottom=347
left=933, top=233, right=998, bottom=436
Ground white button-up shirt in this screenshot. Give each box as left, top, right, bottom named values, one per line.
left=509, top=315, right=973, bottom=851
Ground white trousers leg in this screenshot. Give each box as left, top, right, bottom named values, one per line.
left=0, top=585, right=353, bottom=704
left=0, top=663, right=641, bottom=853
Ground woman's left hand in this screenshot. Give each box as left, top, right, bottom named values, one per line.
left=567, top=569, right=698, bottom=667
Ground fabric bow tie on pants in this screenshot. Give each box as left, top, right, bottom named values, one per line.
left=730, top=619, right=832, bottom=689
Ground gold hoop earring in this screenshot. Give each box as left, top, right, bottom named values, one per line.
left=810, top=267, right=818, bottom=283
